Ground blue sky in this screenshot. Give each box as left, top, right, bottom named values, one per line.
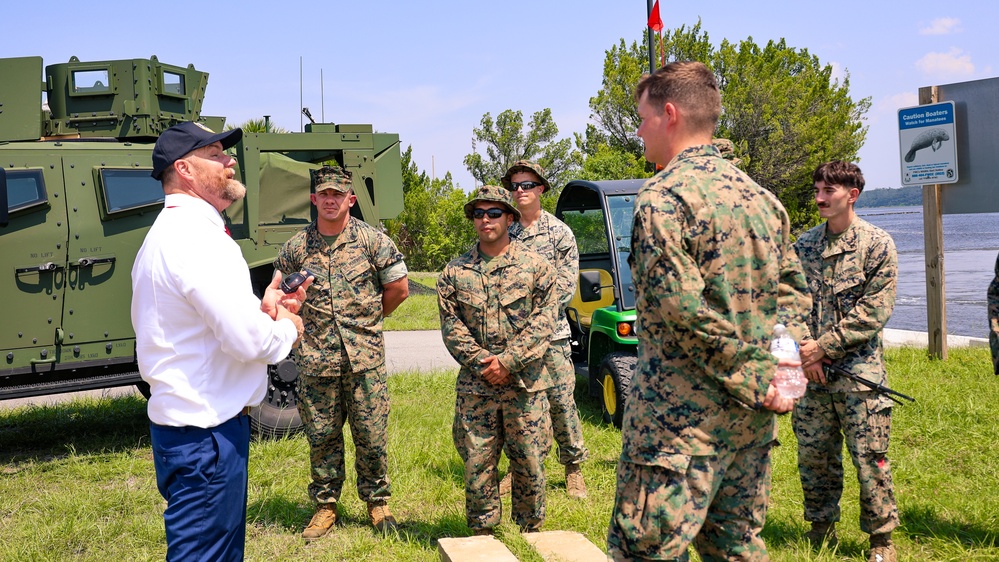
left=4, top=0, right=996, bottom=192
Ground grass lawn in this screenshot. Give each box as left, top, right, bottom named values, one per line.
left=0, top=346, right=996, bottom=560
left=385, top=272, right=440, bottom=332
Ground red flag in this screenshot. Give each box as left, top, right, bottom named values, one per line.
left=647, top=0, right=663, bottom=32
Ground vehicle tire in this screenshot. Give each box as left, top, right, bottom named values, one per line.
left=250, top=401, right=302, bottom=440
left=250, top=359, right=304, bottom=439
left=599, top=352, right=636, bottom=429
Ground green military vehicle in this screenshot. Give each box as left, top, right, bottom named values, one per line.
left=555, top=179, right=642, bottom=428
left=0, top=55, right=403, bottom=437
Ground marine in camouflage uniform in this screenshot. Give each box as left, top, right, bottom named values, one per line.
left=502, top=160, right=589, bottom=497
left=989, top=252, right=999, bottom=375
left=608, top=62, right=812, bottom=561
left=274, top=165, right=409, bottom=539
left=794, top=161, right=900, bottom=561
left=438, top=185, right=558, bottom=533
left=711, top=138, right=742, bottom=167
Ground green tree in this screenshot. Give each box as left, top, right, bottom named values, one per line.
left=583, top=25, right=869, bottom=232
left=463, top=108, right=578, bottom=191
left=572, top=138, right=648, bottom=181
left=586, top=39, right=646, bottom=159
left=854, top=185, right=921, bottom=208
left=386, top=146, right=475, bottom=271
left=714, top=38, right=870, bottom=230
left=586, top=22, right=714, bottom=164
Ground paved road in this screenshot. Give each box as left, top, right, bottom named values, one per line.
left=385, top=330, right=459, bottom=373
left=1, top=330, right=457, bottom=411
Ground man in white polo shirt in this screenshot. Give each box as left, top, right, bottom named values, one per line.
left=131, top=121, right=307, bottom=561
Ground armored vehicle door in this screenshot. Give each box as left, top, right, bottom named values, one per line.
left=1, top=164, right=68, bottom=369
left=59, top=147, right=161, bottom=365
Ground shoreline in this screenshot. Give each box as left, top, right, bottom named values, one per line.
left=884, top=328, right=988, bottom=348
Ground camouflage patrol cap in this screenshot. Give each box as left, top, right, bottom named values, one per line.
left=500, top=160, right=551, bottom=193
left=311, top=165, right=352, bottom=193
left=463, top=185, right=521, bottom=221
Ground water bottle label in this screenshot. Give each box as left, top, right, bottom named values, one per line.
left=770, top=335, right=800, bottom=361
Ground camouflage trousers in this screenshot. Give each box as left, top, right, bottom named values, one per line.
left=297, top=364, right=391, bottom=506
left=546, top=339, right=588, bottom=466
left=607, top=443, right=775, bottom=561
left=792, top=390, right=899, bottom=535
left=452, top=389, right=552, bottom=532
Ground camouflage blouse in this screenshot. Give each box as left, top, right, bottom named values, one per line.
left=437, top=241, right=557, bottom=395
left=795, top=217, right=897, bottom=391
left=275, top=217, right=406, bottom=375
left=623, top=144, right=812, bottom=468
left=509, top=210, right=579, bottom=340
left=987, top=253, right=999, bottom=374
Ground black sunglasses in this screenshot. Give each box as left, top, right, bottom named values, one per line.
left=471, top=207, right=508, bottom=219
left=507, top=181, right=543, bottom=191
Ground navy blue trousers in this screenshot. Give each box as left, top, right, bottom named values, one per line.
left=150, top=413, right=250, bottom=562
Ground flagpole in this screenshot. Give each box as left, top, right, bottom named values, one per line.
left=646, top=0, right=656, bottom=73
left=646, top=0, right=665, bottom=72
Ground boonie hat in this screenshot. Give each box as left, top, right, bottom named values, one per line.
left=500, top=160, right=551, bottom=193
left=151, top=121, right=242, bottom=180
left=463, top=185, right=521, bottom=221
left=712, top=138, right=742, bottom=166
left=311, top=165, right=353, bottom=193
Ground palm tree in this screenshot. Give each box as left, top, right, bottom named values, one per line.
left=225, top=117, right=288, bottom=133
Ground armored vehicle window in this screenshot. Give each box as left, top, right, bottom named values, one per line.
left=98, top=169, right=164, bottom=217
left=5, top=169, right=47, bottom=213
left=72, top=69, right=111, bottom=94
left=162, top=71, right=185, bottom=96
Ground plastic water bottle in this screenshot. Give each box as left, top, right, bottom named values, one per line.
left=770, top=324, right=807, bottom=399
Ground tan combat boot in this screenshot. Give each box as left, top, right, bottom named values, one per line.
left=868, top=533, right=897, bottom=562
left=565, top=464, right=587, bottom=499
left=368, top=502, right=398, bottom=533
left=302, top=503, right=337, bottom=541
left=805, top=521, right=838, bottom=548
left=498, top=472, right=512, bottom=495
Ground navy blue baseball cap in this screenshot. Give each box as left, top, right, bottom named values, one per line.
left=151, top=122, right=243, bottom=180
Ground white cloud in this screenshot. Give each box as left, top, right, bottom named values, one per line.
left=920, top=17, right=961, bottom=35
left=884, top=92, right=920, bottom=112
left=829, top=61, right=846, bottom=84
left=916, top=48, right=975, bottom=77
left=865, top=92, right=920, bottom=126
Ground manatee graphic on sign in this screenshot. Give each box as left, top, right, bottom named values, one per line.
left=904, top=128, right=949, bottom=162
left=898, top=101, right=957, bottom=185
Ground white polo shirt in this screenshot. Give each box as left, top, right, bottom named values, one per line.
left=131, top=193, right=298, bottom=428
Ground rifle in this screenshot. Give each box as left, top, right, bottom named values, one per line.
left=823, top=364, right=916, bottom=405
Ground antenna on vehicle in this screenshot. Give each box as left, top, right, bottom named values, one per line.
left=299, top=56, right=304, bottom=132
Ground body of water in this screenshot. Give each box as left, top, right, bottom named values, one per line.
left=855, top=206, right=998, bottom=338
